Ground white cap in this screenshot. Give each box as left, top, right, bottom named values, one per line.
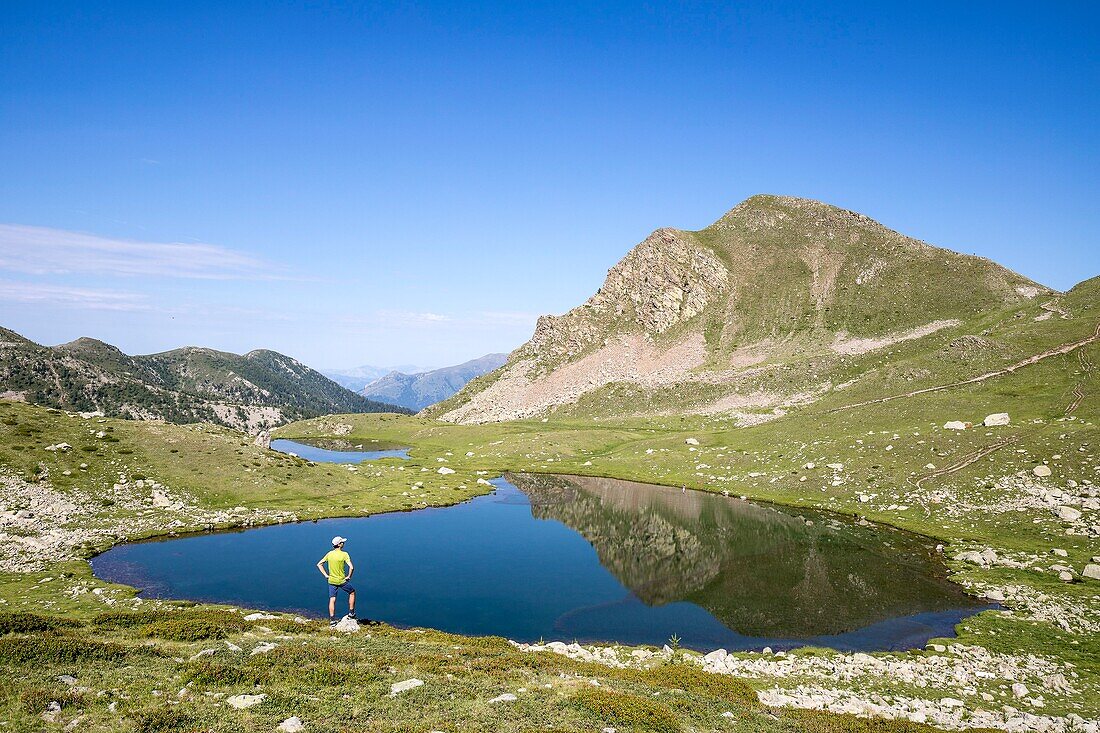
left=331, top=535, right=347, bottom=546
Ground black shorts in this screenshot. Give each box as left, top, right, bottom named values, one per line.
left=328, top=582, right=355, bottom=598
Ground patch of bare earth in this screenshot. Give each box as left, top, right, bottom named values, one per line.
left=830, top=319, right=960, bottom=356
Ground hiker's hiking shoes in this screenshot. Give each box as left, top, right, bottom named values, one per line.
left=329, top=619, right=338, bottom=628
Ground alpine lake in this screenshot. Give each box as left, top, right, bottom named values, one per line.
left=92, top=438, right=990, bottom=653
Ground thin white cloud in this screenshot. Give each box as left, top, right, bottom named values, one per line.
left=475, top=310, right=540, bottom=327
left=0, top=224, right=285, bottom=280
left=0, top=280, right=150, bottom=311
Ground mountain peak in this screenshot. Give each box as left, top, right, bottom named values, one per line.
left=430, top=197, right=1055, bottom=424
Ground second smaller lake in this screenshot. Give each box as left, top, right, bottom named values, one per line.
left=270, top=438, right=409, bottom=462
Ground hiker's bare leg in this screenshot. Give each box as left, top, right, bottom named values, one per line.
left=328, top=596, right=336, bottom=618
left=348, top=590, right=356, bottom=614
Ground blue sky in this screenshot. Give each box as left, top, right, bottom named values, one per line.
left=1, top=1, right=1097, bottom=369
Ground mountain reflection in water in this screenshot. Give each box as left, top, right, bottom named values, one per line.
left=511, top=473, right=984, bottom=639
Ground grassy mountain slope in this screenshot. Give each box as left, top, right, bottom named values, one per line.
left=0, top=328, right=407, bottom=432
left=364, top=352, right=507, bottom=411
left=427, top=195, right=1054, bottom=423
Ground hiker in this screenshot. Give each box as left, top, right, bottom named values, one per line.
left=317, top=535, right=356, bottom=627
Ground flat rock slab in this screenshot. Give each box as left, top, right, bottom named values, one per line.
left=389, top=679, right=424, bottom=696
left=226, top=693, right=266, bottom=709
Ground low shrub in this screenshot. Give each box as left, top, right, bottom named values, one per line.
left=141, top=617, right=232, bottom=641
left=570, top=688, right=681, bottom=733
left=185, top=659, right=269, bottom=687
left=0, top=636, right=140, bottom=664
left=135, top=707, right=196, bottom=733
left=19, top=685, right=85, bottom=713
left=93, top=610, right=161, bottom=628
left=0, top=612, right=81, bottom=635
left=626, top=663, right=758, bottom=707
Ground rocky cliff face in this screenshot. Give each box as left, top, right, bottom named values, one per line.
left=427, top=195, right=1051, bottom=424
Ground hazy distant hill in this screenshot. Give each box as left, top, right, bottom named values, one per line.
left=0, top=328, right=409, bottom=432
left=427, top=194, right=1058, bottom=424
left=322, top=364, right=429, bottom=392
left=362, top=353, right=508, bottom=411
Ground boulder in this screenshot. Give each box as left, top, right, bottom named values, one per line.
left=1081, top=564, right=1100, bottom=581
left=243, top=612, right=277, bottom=621
left=334, top=616, right=360, bottom=633
left=389, top=679, right=424, bottom=696
left=983, top=413, right=1010, bottom=427
left=1054, top=506, right=1082, bottom=522
left=943, top=421, right=968, bottom=430
left=226, top=693, right=266, bottom=709
left=278, top=717, right=305, bottom=733
left=1012, top=684, right=1029, bottom=698
left=1033, top=465, right=1052, bottom=477
left=954, top=551, right=986, bottom=566
left=250, top=642, right=277, bottom=656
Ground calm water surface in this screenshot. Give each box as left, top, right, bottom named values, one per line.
left=269, top=438, right=409, bottom=462
left=92, top=458, right=988, bottom=652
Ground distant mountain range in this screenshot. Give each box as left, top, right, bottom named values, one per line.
left=322, top=364, right=431, bottom=392
left=361, top=353, right=508, bottom=411
left=0, top=328, right=409, bottom=432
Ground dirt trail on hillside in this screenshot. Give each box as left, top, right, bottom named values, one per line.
left=832, top=320, right=1100, bottom=414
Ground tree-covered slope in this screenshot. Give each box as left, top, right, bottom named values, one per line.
left=0, top=328, right=407, bottom=432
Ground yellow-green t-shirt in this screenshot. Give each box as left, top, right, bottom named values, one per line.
left=323, top=549, right=350, bottom=585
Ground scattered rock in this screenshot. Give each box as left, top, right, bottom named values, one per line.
left=1033, top=465, right=1052, bottom=477
left=1051, top=548, right=1068, bottom=557
left=57, top=674, right=77, bottom=685
left=1053, top=506, right=1081, bottom=522
left=1058, top=571, right=1074, bottom=582
left=943, top=421, right=968, bottom=431
left=243, top=612, right=277, bottom=621
left=1012, top=683, right=1029, bottom=698
left=983, top=413, right=1010, bottom=427
left=226, top=693, right=266, bottom=709
left=278, top=717, right=305, bottom=732
left=437, top=467, right=455, bottom=475
left=250, top=642, right=277, bottom=656
left=334, top=616, right=359, bottom=633
left=488, top=693, right=518, bottom=703
left=685, top=438, right=700, bottom=445
left=1081, top=564, right=1100, bottom=581
left=389, top=679, right=424, bottom=696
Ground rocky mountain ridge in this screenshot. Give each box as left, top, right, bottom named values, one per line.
left=427, top=195, right=1056, bottom=424
left=0, top=327, right=407, bottom=432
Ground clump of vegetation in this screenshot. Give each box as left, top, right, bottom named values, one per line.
left=135, top=707, right=196, bottom=733
left=140, top=610, right=249, bottom=641
left=570, top=688, right=681, bottom=732
left=625, top=663, right=758, bottom=707
left=19, top=685, right=85, bottom=714
left=185, top=659, right=270, bottom=686
left=93, top=609, right=162, bottom=627
left=0, top=635, right=140, bottom=663
left=0, top=612, right=82, bottom=634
